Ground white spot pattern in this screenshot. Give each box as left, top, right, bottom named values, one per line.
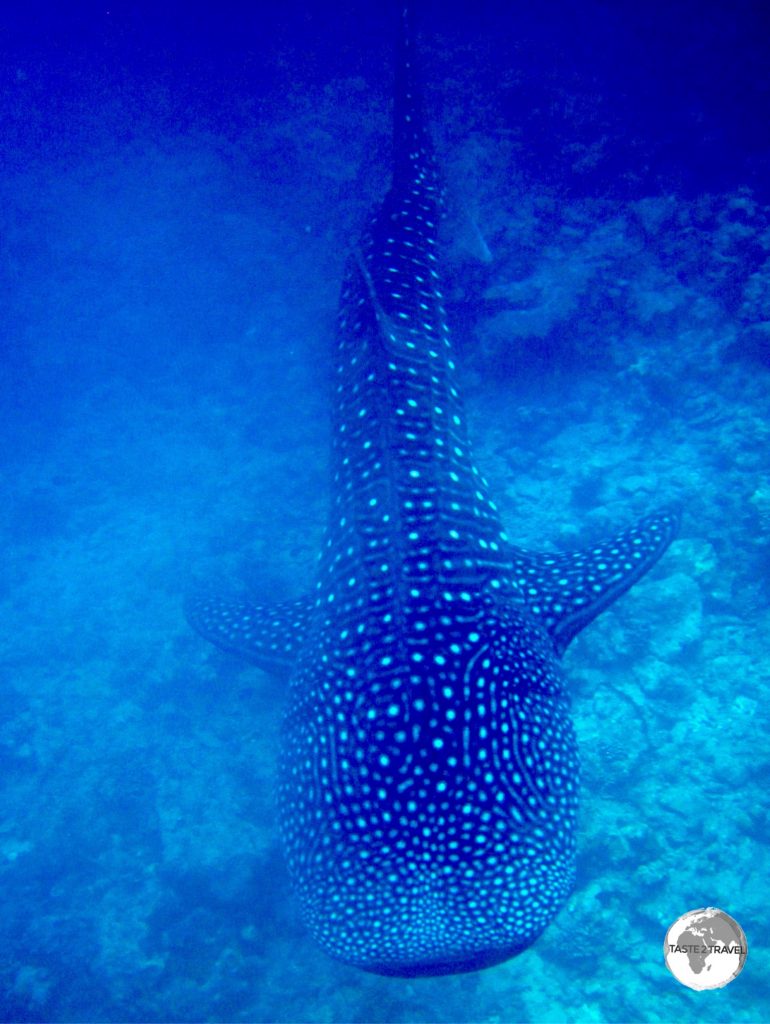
left=186, top=6, right=680, bottom=980
left=278, top=11, right=576, bottom=976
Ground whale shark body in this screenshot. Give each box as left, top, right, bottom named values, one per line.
left=187, top=7, right=678, bottom=976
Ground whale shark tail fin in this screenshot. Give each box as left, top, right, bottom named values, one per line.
left=393, top=3, right=439, bottom=190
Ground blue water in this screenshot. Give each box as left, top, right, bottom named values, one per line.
left=1, top=1, right=768, bottom=1020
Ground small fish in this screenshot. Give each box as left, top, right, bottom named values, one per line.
left=187, top=5, right=678, bottom=976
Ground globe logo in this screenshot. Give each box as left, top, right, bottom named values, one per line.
left=664, top=907, right=748, bottom=990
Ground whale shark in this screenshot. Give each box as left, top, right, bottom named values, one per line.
left=186, top=6, right=679, bottom=977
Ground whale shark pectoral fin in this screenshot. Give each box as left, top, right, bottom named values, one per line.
left=511, top=508, right=681, bottom=657
left=184, top=587, right=314, bottom=675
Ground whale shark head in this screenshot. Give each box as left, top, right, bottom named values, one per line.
left=281, top=588, right=579, bottom=976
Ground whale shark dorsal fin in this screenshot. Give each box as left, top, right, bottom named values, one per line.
left=511, top=509, right=681, bottom=657
left=184, top=588, right=313, bottom=675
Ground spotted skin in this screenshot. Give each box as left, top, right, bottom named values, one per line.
left=187, top=6, right=679, bottom=976
left=509, top=512, right=680, bottom=657
left=186, top=591, right=312, bottom=674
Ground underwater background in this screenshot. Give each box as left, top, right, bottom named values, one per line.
left=1, top=0, right=769, bottom=1020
